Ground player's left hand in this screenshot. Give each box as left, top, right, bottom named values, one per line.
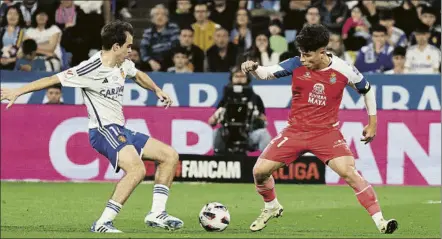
left=361, top=124, right=376, bottom=144
left=156, top=90, right=173, bottom=109
left=0, top=88, right=19, bottom=109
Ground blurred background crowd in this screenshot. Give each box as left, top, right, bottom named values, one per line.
left=0, top=0, right=440, bottom=74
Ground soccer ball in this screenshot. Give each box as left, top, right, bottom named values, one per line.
left=199, top=202, right=230, bottom=232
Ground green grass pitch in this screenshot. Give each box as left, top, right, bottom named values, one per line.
left=1, top=182, right=440, bottom=238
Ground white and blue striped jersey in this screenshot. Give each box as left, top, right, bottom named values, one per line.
left=56, top=51, right=138, bottom=128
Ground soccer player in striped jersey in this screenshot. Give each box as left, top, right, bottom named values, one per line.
left=241, top=24, right=398, bottom=234
left=1, top=20, right=183, bottom=233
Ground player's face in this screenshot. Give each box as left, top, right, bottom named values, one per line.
left=116, top=32, right=133, bottom=64
left=299, top=49, right=323, bottom=70
left=415, top=32, right=430, bottom=45
left=232, top=71, right=248, bottom=85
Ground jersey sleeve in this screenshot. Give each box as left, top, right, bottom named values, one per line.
left=252, top=57, right=302, bottom=80
left=124, top=59, right=138, bottom=78
left=340, top=61, right=371, bottom=94
left=56, top=61, right=99, bottom=88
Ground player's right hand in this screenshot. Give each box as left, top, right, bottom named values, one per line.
left=0, top=88, right=19, bottom=109
left=241, top=61, right=259, bottom=73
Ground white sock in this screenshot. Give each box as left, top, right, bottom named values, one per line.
left=264, top=198, right=280, bottom=209
left=372, top=212, right=384, bottom=226
left=151, top=184, right=169, bottom=213
left=97, top=199, right=122, bottom=224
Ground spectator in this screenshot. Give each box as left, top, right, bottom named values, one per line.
left=210, top=0, right=236, bottom=32
left=268, top=19, right=288, bottom=54
left=315, top=0, right=348, bottom=33
left=206, top=28, right=237, bottom=72
left=18, top=0, right=38, bottom=27
left=167, top=47, right=193, bottom=73
left=129, top=45, right=143, bottom=71
left=281, top=0, right=310, bottom=37
left=358, top=0, right=379, bottom=27
left=115, top=0, right=132, bottom=20
left=0, top=5, right=25, bottom=70
left=55, top=0, right=89, bottom=66
left=393, top=0, right=420, bottom=37
left=378, top=10, right=407, bottom=48
left=405, top=23, right=441, bottom=74
left=170, top=27, right=205, bottom=72
left=192, top=3, right=220, bottom=52
left=305, top=5, right=321, bottom=25
left=209, top=66, right=271, bottom=154
left=170, top=0, right=194, bottom=29
left=355, top=25, right=393, bottom=73
left=45, top=83, right=63, bottom=104
left=341, top=5, right=370, bottom=51
left=409, top=6, right=441, bottom=47
left=74, top=0, right=111, bottom=57
left=244, top=32, right=281, bottom=66
left=384, top=46, right=406, bottom=74
left=327, top=32, right=353, bottom=64
left=230, top=9, right=252, bottom=55
left=14, top=38, right=45, bottom=71
left=0, top=0, right=15, bottom=24
left=140, top=4, right=180, bottom=72
left=24, top=8, right=63, bottom=72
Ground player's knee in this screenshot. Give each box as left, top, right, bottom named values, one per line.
left=340, top=166, right=359, bottom=183
left=253, top=164, right=270, bottom=182
left=123, top=160, right=146, bottom=182
left=164, top=148, right=179, bottom=166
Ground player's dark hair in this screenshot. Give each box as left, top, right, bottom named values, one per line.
left=22, top=39, right=38, bottom=55
left=370, top=24, right=387, bottom=34
left=295, top=24, right=329, bottom=52
left=101, top=20, right=134, bottom=50
left=392, top=46, right=406, bottom=57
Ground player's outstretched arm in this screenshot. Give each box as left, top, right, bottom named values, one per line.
left=133, top=70, right=172, bottom=108
left=241, top=57, right=301, bottom=80
left=1, top=75, right=60, bottom=109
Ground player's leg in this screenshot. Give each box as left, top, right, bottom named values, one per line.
left=327, top=156, right=398, bottom=234
left=139, top=137, right=183, bottom=230
left=250, top=129, right=301, bottom=232
left=310, top=129, right=397, bottom=234
left=92, top=145, right=146, bottom=233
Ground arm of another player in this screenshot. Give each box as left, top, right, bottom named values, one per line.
left=1, top=75, right=60, bottom=109
left=347, top=65, right=377, bottom=144
left=133, top=70, right=172, bottom=108
left=241, top=57, right=302, bottom=80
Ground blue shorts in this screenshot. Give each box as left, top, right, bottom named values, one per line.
left=89, top=124, right=150, bottom=173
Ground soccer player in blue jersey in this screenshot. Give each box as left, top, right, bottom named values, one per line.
left=1, top=20, right=183, bottom=233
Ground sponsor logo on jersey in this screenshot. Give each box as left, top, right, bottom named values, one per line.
left=308, top=83, right=327, bottom=106
left=297, top=71, right=311, bottom=80
left=100, top=86, right=124, bottom=100
left=329, top=72, right=336, bottom=84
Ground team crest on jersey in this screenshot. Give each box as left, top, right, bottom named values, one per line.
left=118, top=135, right=127, bottom=143
left=427, top=55, right=431, bottom=61
left=120, top=68, right=125, bottom=79
left=329, top=72, right=337, bottom=84
left=312, top=83, right=325, bottom=95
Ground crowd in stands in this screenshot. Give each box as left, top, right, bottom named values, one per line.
left=0, top=0, right=440, bottom=74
